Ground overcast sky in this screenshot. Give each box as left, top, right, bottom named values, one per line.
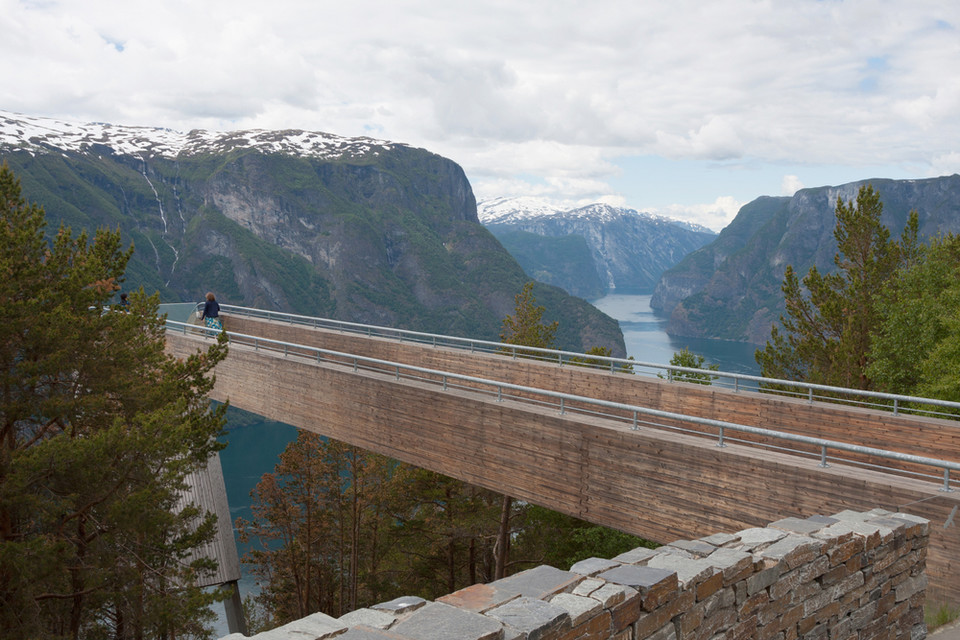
left=2, top=0, right=958, bottom=230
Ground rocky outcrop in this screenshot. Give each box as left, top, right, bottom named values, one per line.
left=652, top=175, right=960, bottom=343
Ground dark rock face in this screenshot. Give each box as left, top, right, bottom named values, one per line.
left=652, top=175, right=960, bottom=344
left=1, top=122, right=624, bottom=355
left=485, top=205, right=716, bottom=299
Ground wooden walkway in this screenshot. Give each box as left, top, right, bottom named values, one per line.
left=165, top=314, right=960, bottom=602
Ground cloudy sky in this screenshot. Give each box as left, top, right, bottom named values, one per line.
left=2, top=0, right=958, bottom=230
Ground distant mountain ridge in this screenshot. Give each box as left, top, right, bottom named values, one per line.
left=478, top=197, right=716, bottom=299
left=0, top=111, right=625, bottom=355
left=652, top=175, right=960, bottom=344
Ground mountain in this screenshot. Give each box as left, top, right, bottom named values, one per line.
left=652, top=175, right=960, bottom=344
left=478, top=197, right=717, bottom=299
left=0, top=111, right=625, bottom=356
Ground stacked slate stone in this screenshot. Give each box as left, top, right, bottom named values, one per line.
left=222, top=508, right=929, bottom=640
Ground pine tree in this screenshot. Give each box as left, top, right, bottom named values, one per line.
left=0, top=162, right=229, bottom=640
left=755, top=185, right=917, bottom=390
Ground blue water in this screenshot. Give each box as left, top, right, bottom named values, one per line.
left=590, top=293, right=761, bottom=376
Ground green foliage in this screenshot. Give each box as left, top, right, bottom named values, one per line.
left=868, top=234, right=960, bottom=407
left=0, top=162, right=229, bottom=640
left=512, top=506, right=655, bottom=570
left=499, top=281, right=558, bottom=357
left=756, top=185, right=917, bottom=390
left=659, top=348, right=719, bottom=385
left=569, top=346, right=635, bottom=374
left=925, top=601, right=960, bottom=630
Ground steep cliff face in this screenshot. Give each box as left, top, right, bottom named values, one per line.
left=0, top=112, right=624, bottom=355
left=652, top=175, right=960, bottom=343
left=480, top=200, right=716, bottom=298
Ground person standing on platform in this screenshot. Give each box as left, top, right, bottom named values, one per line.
left=200, top=292, right=222, bottom=332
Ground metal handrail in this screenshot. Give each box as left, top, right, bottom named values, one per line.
left=165, top=319, right=959, bottom=492
left=212, top=303, right=960, bottom=419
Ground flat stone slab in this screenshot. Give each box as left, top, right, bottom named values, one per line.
left=339, top=608, right=397, bottom=630
left=438, top=565, right=580, bottom=613
left=699, top=532, right=737, bottom=546
left=254, top=612, right=346, bottom=639
left=647, top=554, right=717, bottom=587
left=569, top=557, right=620, bottom=576
left=390, top=602, right=502, bottom=640
left=758, top=534, right=821, bottom=563
left=733, top=527, right=788, bottom=550
left=372, top=596, right=428, bottom=615
left=705, top=547, right=753, bottom=581
left=597, top=564, right=677, bottom=592
left=336, top=627, right=409, bottom=640
left=485, top=597, right=570, bottom=640
left=550, top=592, right=603, bottom=626
left=769, top=516, right=835, bottom=536
left=612, top=546, right=659, bottom=565
left=666, top=539, right=717, bottom=557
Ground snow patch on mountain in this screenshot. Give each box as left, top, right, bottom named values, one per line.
left=0, top=111, right=400, bottom=160
left=478, top=196, right=714, bottom=233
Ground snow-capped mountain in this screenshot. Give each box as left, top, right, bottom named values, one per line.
left=478, top=196, right=713, bottom=234
left=0, top=110, right=398, bottom=160
left=0, top=110, right=625, bottom=355
left=478, top=197, right=716, bottom=298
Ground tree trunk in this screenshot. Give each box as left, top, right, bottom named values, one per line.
left=494, top=495, right=512, bottom=580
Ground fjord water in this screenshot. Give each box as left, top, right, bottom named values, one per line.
left=590, top=293, right=761, bottom=376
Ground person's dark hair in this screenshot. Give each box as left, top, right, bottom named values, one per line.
left=205, top=292, right=215, bottom=302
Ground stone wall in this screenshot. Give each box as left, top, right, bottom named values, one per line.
left=222, top=508, right=929, bottom=640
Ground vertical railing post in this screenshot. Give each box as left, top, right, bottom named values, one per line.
left=559, top=397, right=565, bottom=415
left=820, top=446, right=829, bottom=468
left=942, top=469, right=953, bottom=492
left=808, top=387, right=814, bottom=403
left=497, top=386, right=503, bottom=402
left=893, top=398, right=899, bottom=415
left=717, top=427, right=726, bottom=448
left=632, top=411, right=638, bottom=430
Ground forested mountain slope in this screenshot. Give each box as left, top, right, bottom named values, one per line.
left=0, top=111, right=624, bottom=355
left=652, top=175, right=960, bottom=343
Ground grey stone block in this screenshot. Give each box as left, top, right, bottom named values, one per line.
left=587, top=582, right=636, bottom=608
left=647, top=554, right=717, bottom=587
left=758, top=534, right=821, bottom=562
left=371, top=595, right=428, bottom=615
left=549, top=592, right=603, bottom=626
left=705, top=548, right=753, bottom=581
left=390, top=602, right=502, bottom=640
left=336, top=627, right=409, bottom=639
left=569, top=557, right=620, bottom=576
left=666, top=539, right=716, bottom=557
left=438, top=565, right=580, bottom=613
left=571, top=577, right=605, bottom=598
left=339, top=608, right=397, bottom=630
left=612, top=546, right=659, bottom=564
left=486, top=597, right=570, bottom=640
left=768, top=516, right=833, bottom=536
left=734, top=527, right=788, bottom=551
left=699, top=532, right=737, bottom=547
left=598, top=564, right=677, bottom=591
left=256, top=611, right=347, bottom=639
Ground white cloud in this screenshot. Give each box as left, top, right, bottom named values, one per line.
left=2, top=0, right=959, bottom=211
left=781, top=175, right=804, bottom=196
left=658, top=197, right=744, bottom=233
